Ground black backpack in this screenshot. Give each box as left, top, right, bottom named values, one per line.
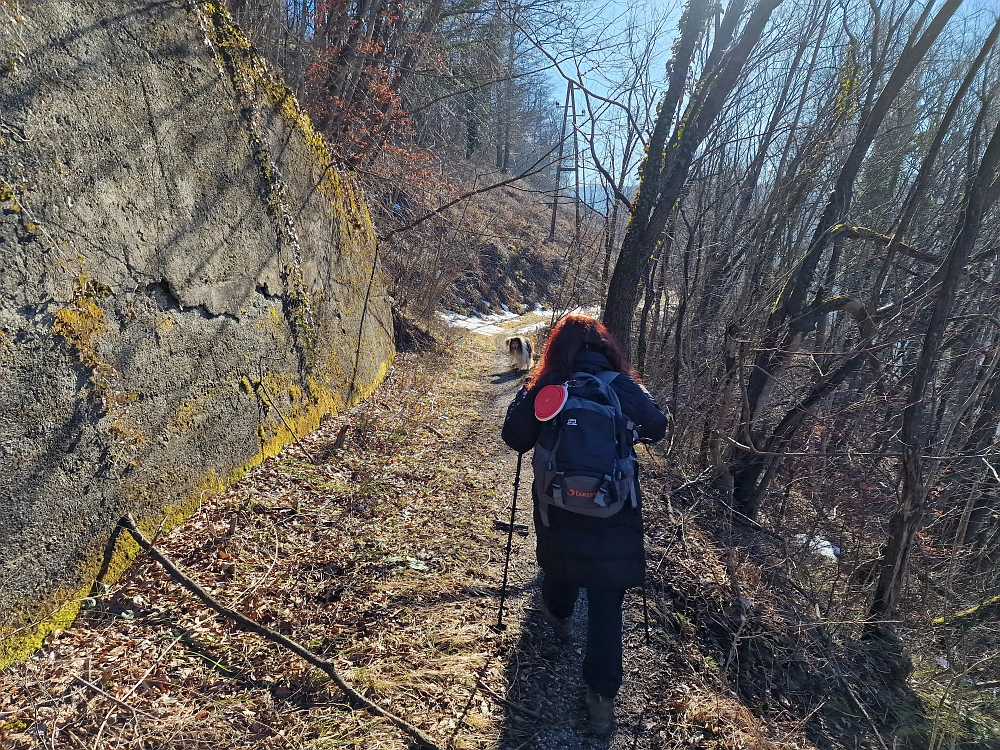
left=532, top=371, right=638, bottom=527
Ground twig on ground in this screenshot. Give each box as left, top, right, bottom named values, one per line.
left=93, top=633, right=186, bottom=747
left=721, top=547, right=750, bottom=684
left=722, top=608, right=749, bottom=688
left=71, top=675, right=157, bottom=719
left=474, top=677, right=545, bottom=720
left=333, top=424, right=350, bottom=450
left=118, top=516, right=444, bottom=750
left=668, top=469, right=713, bottom=498
left=229, top=525, right=280, bottom=608
left=834, top=669, right=890, bottom=750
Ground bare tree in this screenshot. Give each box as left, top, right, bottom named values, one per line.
left=602, top=0, right=786, bottom=354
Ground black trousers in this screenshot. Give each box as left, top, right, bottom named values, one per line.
left=542, top=574, right=627, bottom=698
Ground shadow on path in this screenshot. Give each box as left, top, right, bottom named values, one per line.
left=490, top=370, right=529, bottom=386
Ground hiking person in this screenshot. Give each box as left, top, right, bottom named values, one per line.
left=500, top=314, right=667, bottom=735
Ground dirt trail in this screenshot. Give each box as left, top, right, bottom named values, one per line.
left=0, top=318, right=688, bottom=749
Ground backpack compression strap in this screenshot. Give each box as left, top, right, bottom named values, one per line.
left=594, top=370, right=639, bottom=509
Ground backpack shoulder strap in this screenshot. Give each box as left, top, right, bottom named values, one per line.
left=594, top=370, right=636, bottom=432
left=594, top=370, right=619, bottom=386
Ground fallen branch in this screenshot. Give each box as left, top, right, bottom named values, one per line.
left=422, top=424, right=444, bottom=439
left=933, top=593, right=1000, bottom=627
left=118, top=516, right=443, bottom=750
left=715, top=432, right=998, bottom=461
left=970, top=678, right=1000, bottom=690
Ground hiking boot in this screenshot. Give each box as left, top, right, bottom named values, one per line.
left=586, top=687, right=615, bottom=736
left=539, top=600, right=573, bottom=641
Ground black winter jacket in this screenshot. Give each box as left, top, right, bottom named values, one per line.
left=501, top=351, right=667, bottom=589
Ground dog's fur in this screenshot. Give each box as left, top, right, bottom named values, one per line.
left=505, top=336, right=533, bottom=371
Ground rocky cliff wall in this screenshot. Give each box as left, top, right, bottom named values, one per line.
left=0, top=0, right=394, bottom=665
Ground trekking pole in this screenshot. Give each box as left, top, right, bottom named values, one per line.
left=494, top=451, right=524, bottom=632
left=641, top=583, right=651, bottom=646
left=633, top=438, right=653, bottom=646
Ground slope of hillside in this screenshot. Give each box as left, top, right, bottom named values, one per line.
left=374, top=172, right=609, bottom=321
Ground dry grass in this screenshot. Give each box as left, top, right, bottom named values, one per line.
left=0, top=334, right=514, bottom=749
left=1, top=322, right=839, bottom=750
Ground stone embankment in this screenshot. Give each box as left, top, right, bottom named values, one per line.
left=0, top=0, right=393, bottom=664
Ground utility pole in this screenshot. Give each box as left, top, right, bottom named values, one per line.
left=571, top=83, right=582, bottom=249
left=548, top=80, right=578, bottom=242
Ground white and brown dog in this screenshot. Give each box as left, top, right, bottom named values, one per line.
left=504, top=336, right=533, bottom=371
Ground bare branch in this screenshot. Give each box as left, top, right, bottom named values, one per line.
left=119, top=517, right=443, bottom=750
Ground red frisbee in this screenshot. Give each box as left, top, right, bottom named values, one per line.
left=534, top=384, right=568, bottom=421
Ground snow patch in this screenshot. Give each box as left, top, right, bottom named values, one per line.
left=438, top=305, right=602, bottom=337
left=793, top=534, right=841, bottom=561
left=438, top=309, right=519, bottom=336
left=515, top=321, right=548, bottom=334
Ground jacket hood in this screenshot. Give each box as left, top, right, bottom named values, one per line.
left=573, top=350, right=613, bottom=373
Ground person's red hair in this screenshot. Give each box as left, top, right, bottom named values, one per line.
left=527, top=314, right=633, bottom=390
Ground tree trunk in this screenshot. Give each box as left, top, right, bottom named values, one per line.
left=605, top=0, right=784, bottom=353
left=600, top=0, right=715, bottom=351
left=871, top=108, right=1000, bottom=621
